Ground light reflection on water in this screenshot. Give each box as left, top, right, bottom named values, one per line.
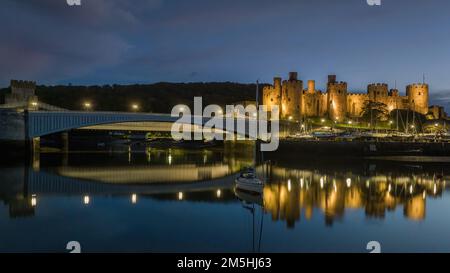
left=1, top=143, right=450, bottom=252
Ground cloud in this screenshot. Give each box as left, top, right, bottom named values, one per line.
left=0, top=0, right=163, bottom=85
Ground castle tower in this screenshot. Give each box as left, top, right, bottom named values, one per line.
left=327, top=75, right=347, bottom=121
left=368, top=83, right=389, bottom=102
left=389, top=88, right=399, bottom=97
left=328, top=75, right=337, bottom=84
left=6, top=80, right=39, bottom=110
left=406, top=83, right=429, bottom=115
left=307, top=80, right=315, bottom=94
left=281, top=72, right=303, bottom=120
left=263, top=77, right=282, bottom=112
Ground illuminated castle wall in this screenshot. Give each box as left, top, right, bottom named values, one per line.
left=263, top=72, right=430, bottom=120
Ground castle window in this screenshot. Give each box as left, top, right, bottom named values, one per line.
left=419, top=92, right=421, bottom=96
left=271, top=98, right=273, bottom=102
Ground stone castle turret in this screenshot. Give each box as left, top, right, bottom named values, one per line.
left=281, top=72, right=302, bottom=120
left=263, top=72, right=302, bottom=120
left=5, top=80, right=39, bottom=110
left=406, top=83, right=429, bottom=115
left=327, top=75, right=348, bottom=121
left=368, top=83, right=389, bottom=102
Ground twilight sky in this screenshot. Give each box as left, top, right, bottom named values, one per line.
left=1, top=0, right=450, bottom=108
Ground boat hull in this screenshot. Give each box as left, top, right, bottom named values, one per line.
left=235, top=179, right=264, bottom=194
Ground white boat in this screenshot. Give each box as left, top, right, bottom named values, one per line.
left=235, top=169, right=264, bottom=194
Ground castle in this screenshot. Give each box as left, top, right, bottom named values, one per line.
left=263, top=72, right=431, bottom=121
left=5, top=80, right=39, bottom=110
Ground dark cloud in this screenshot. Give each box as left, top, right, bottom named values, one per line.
left=1, top=0, right=450, bottom=113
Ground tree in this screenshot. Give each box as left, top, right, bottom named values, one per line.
left=360, top=101, right=389, bottom=124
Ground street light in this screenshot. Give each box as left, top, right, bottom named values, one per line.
left=131, top=104, right=140, bottom=112
left=83, top=102, right=92, bottom=111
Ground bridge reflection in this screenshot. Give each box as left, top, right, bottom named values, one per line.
left=0, top=154, right=449, bottom=226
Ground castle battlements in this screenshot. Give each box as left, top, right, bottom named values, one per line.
left=328, top=81, right=347, bottom=85
left=11, top=80, right=36, bottom=89
left=407, top=83, right=429, bottom=88
left=368, top=83, right=388, bottom=87
left=348, top=93, right=368, bottom=97
left=263, top=72, right=432, bottom=119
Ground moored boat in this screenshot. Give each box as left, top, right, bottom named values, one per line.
left=235, top=168, right=264, bottom=194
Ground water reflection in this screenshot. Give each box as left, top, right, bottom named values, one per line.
left=1, top=150, right=448, bottom=225
left=263, top=166, right=448, bottom=227
left=1, top=142, right=450, bottom=252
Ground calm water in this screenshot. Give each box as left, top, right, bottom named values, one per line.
left=1, top=142, right=450, bottom=253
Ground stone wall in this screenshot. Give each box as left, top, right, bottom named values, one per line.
left=0, top=110, right=26, bottom=141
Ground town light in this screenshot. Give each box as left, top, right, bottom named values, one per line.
left=83, top=102, right=92, bottom=111
left=131, top=104, right=140, bottom=111
left=178, top=192, right=184, bottom=200
left=31, top=101, right=38, bottom=107
left=348, top=120, right=353, bottom=125
left=83, top=195, right=90, bottom=205
left=216, top=189, right=221, bottom=198
left=31, top=194, right=37, bottom=207
left=435, top=123, right=439, bottom=127
left=288, top=116, right=293, bottom=121
left=131, top=194, right=137, bottom=204
left=389, top=120, right=394, bottom=125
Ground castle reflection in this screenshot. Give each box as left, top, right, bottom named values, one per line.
left=263, top=166, right=448, bottom=227
left=0, top=143, right=449, bottom=229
